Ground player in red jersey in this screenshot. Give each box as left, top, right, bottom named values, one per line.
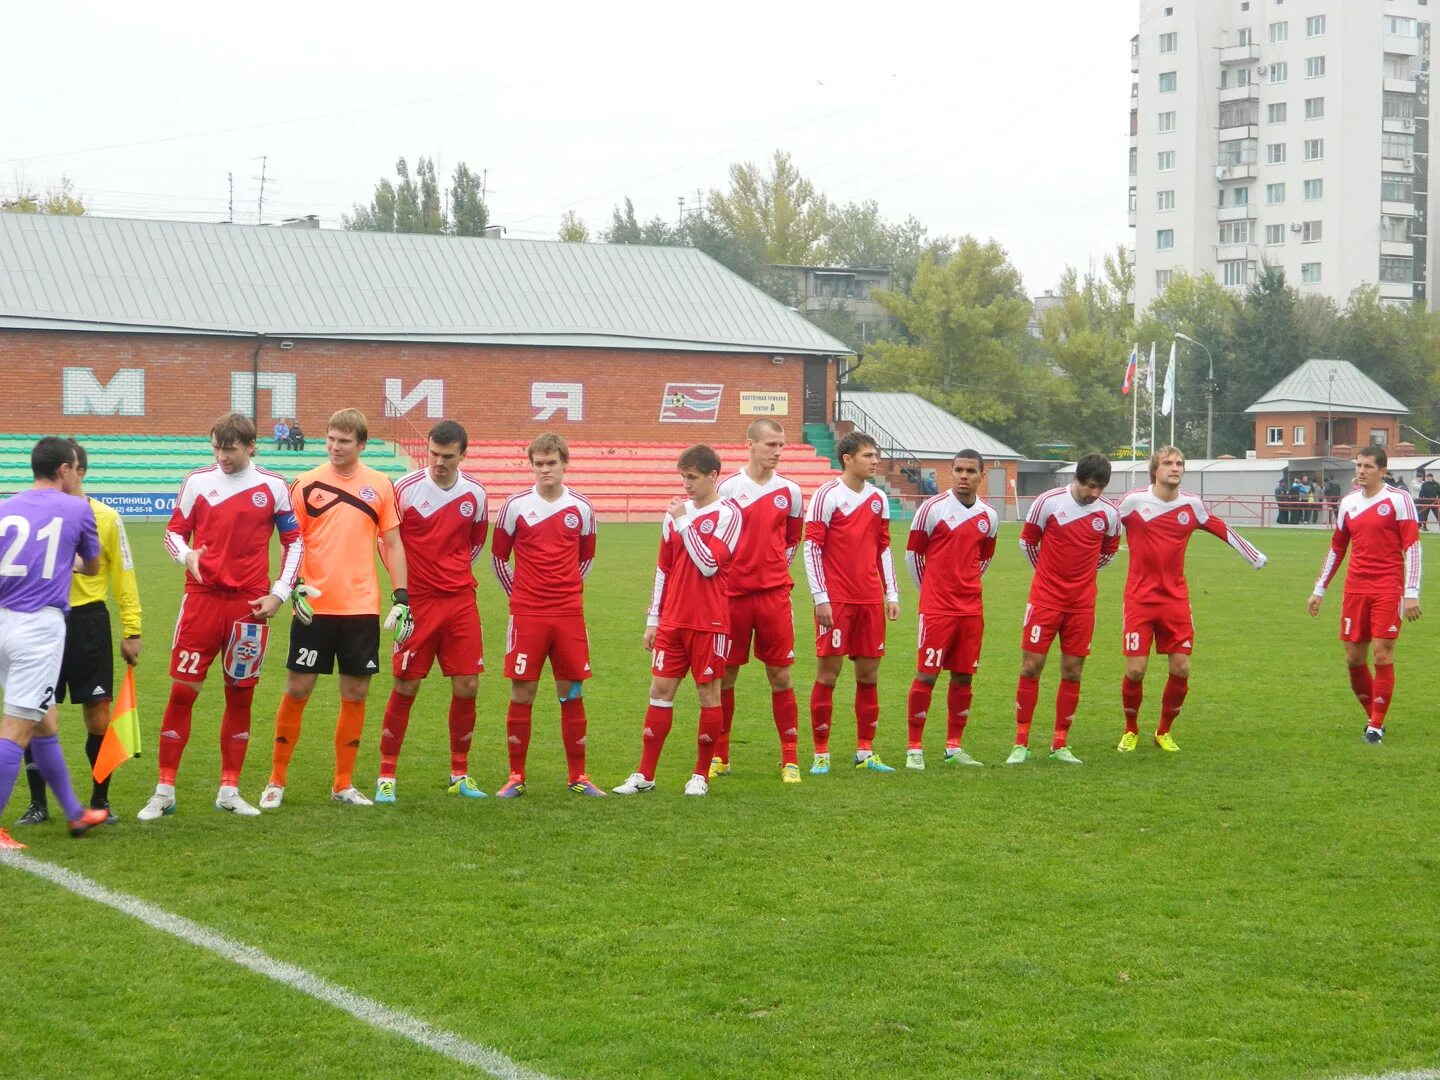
left=614, top=445, right=742, bottom=798
left=1010, top=453, right=1120, bottom=766
left=904, top=450, right=997, bottom=770
left=491, top=432, right=603, bottom=798
left=714, top=419, right=804, bottom=783
left=803, top=431, right=901, bottom=775
left=374, top=420, right=488, bottom=804
left=1116, top=446, right=1267, bottom=754
left=1308, top=444, right=1422, bottom=744
left=137, top=413, right=303, bottom=821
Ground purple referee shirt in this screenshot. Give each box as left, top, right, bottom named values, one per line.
left=0, top=488, right=100, bottom=614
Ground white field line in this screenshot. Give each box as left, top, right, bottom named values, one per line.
left=1334, top=1073, right=1440, bottom=1080
left=1, top=851, right=555, bottom=1080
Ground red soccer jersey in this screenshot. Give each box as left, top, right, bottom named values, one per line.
left=647, top=499, right=742, bottom=632
left=164, top=463, right=302, bottom=597
left=905, top=491, right=998, bottom=617
left=491, top=486, right=597, bottom=617
left=803, top=479, right=900, bottom=606
left=1119, top=487, right=1266, bottom=607
left=1316, top=486, right=1422, bottom=598
left=394, top=469, right=488, bottom=599
left=1020, top=485, right=1121, bottom=613
left=716, top=469, right=803, bottom=596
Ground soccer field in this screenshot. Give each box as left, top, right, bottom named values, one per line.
left=3, top=522, right=1438, bottom=1079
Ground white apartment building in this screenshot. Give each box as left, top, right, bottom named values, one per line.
left=1131, top=0, right=1435, bottom=313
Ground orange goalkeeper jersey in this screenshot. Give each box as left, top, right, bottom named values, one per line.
left=290, top=462, right=401, bottom=616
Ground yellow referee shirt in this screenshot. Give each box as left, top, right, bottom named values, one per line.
left=70, top=496, right=142, bottom=637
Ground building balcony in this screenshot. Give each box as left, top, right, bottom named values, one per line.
left=1382, top=155, right=1416, bottom=173
left=1384, top=77, right=1418, bottom=95
left=1214, top=243, right=1257, bottom=261
left=1382, top=200, right=1416, bottom=218
left=1381, top=240, right=1415, bottom=258
left=1217, top=204, right=1256, bottom=222
left=1215, top=161, right=1258, bottom=181
left=1219, top=84, right=1259, bottom=104
left=1379, top=281, right=1415, bottom=301
left=1218, top=123, right=1259, bottom=142
left=1384, top=35, right=1421, bottom=57
left=1219, top=43, right=1259, bottom=65
left=1383, top=116, right=1417, bottom=134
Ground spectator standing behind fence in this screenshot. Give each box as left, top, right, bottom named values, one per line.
left=1275, top=476, right=1290, bottom=526
left=1420, top=473, right=1440, bottom=532
left=273, top=420, right=290, bottom=451
left=289, top=421, right=304, bottom=452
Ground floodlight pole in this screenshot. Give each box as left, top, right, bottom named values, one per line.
left=1175, top=332, right=1215, bottom=457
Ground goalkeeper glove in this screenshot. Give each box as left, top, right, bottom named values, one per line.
left=292, top=579, right=322, bottom=625
left=383, top=588, right=414, bottom=644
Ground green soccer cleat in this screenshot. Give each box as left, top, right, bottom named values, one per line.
left=1049, top=747, right=1084, bottom=765
left=1117, top=730, right=1139, bottom=753
left=374, top=778, right=397, bottom=804
left=905, top=749, right=925, bottom=771
left=943, top=747, right=984, bottom=767
left=809, top=753, right=831, bottom=776
left=1153, top=732, right=1180, bottom=753
left=447, top=776, right=487, bottom=799
left=855, top=753, right=895, bottom=773
left=1005, top=745, right=1030, bottom=766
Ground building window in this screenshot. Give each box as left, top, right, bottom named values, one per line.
left=1269, top=20, right=1288, bottom=42
left=1218, top=188, right=1226, bottom=208
left=1156, top=269, right=1174, bottom=289
left=1380, top=256, right=1415, bottom=283
left=1371, top=428, right=1390, bottom=447
left=1130, top=147, right=1138, bottom=176
left=1218, top=220, right=1253, bottom=244
left=1220, top=100, right=1259, bottom=127
left=1384, top=54, right=1416, bottom=80
left=1219, top=138, right=1257, bottom=166
left=1293, top=426, right=1306, bottom=446
left=1236, top=67, right=1251, bottom=87
left=1303, top=178, right=1324, bottom=200
left=1301, top=262, right=1322, bottom=283
left=1381, top=215, right=1414, bottom=243
left=1305, top=96, right=1324, bottom=119
left=1159, top=31, right=1178, bottom=52
left=1306, top=14, right=1325, bottom=36
left=1302, top=220, right=1323, bottom=242
left=1237, top=28, right=1253, bottom=45
left=1268, top=102, right=1288, bottom=124
left=1269, top=61, right=1288, bottom=83
left=1265, top=223, right=1286, bottom=245
left=1266, top=182, right=1286, bottom=204
left=1157, top=229, right=1175, bottom=250
left=1382, top=133, right=1414, bottom=160
left=1267, top=142, right=1287, bottom=164
left=1386, top=16, right=1417, bottom=37
left=1382, top=172, right=1414, bottom=202
left=1267, top=426, right=1284, bottom=446
left=1234, top=186, right=1249, bottom=206
left=1157, top=190, right=1175, bottom=211
left=1128, top=187, right=1138, bottom=212
left=1221, top=260, right=1254, bottom=286
left=1384, top=93, right=1416, bottom=120
left=1303, top=138, right=1324, bottom=160
left=1159, top=110, right=1176, bottom=132
left=1158, top=150, right=1175, bottom=171
left=1305, top=55, right=1326, bottom=78
left=1159, top=71, right=1177, bottom=93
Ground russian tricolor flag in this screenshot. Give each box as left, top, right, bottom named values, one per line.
left=1121, top=345, right=1138, bottom=395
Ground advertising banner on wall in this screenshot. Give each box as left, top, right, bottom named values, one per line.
left=658, top=383, right=723, bottom=423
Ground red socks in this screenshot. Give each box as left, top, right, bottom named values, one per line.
left=906, top=680, right=933, bottom=751
left=506, top=701, right=533, bottom=777
left=855, top=683, right=879, bottom=751
left=378, top=690, right=416, bottom=779
left=696, top=706, right=723, bottom=776
left=1053, top=681, right=1081, bottom=750
left=772, top=689, right=799, bottom=766
left=1157, top=675, right=1187, bottom=736
left=1014, top=676, right=1039, bottom=747
left=946, top=682, right=972, bottom=749
left=560, top=696, right=588, bottom=782
left=157, top=682, right=200, bottom=786
left=1348, top=664, right=1374, bottom=717
left=219, top=683, right=255, bottom=788
left=717, top=687, right=735, bottom=762
left=638, top=702, right=674, bottom=780
left=1370, top=664, right=1394, bottom=730
left=1122, top=677, right=1144, bottom=735
left=448, top=696, right=476, bottom=778
left=810, top=683, right=834, bottom=755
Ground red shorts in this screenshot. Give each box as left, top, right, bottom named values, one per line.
left=727, top=588, right=795, bottom=667
left=392, top=592, right=484, bottom=679
left=652, top=626, right=728, bottom=684
left=504, top=613, right=591, bottom=682
left=815, top=602, right=886, bottom=659
left=1123, top=604, right=1194, bottom=656
left=171, top=591, right=271, bottom=686
left=916, top=613, right=983, bottom=674
left=1021, top=604, right=1094, bottom=657
left=1340, top=593, right=1404, bottom=643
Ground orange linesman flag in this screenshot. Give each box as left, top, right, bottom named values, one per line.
left=93, top=666, right=142, bottom=782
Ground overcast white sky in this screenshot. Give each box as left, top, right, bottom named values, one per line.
left=4, top=0, right=1136, bottom=294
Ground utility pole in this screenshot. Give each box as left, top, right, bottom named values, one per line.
left=678, top=195, right=685, bottom=227
left=254, top=156, right=272, bottom=224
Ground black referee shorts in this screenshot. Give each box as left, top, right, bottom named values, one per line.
left=58, top=601, right=114, bottom=705
left=287, top=614, right=381, bottom=678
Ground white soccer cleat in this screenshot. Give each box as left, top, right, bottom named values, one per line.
left=214, top=787, right=261, bottom=817
left=136, top=790, right=176, bottom=821
left=683, top=773, right=709, bottom=797
left=258, top=784, right=285, bottom=810
left=612, top=772, right=656, bottom=795
left=905, top=749, right=925, bottom=771
left=330, top=786, right=374, bottom=806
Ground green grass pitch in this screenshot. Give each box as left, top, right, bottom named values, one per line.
left=3, top=521, right=1438, bottom=1079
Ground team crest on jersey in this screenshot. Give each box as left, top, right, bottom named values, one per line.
left=774, top=493, right=789, bottom=510
left=359, top=486, right=378, bottom=503
left=1177, top=510, right=1190, bottom=525
left=564, top=512, right=580, bottom=529
left=1379, top=503, right=1393, bottom=516
left=870, top=498, right=882, bottom=514
left=459, top=499, right=475, bottom=518
left=700, top=518, right=716, bottom=534
left=1091, top=516, right=1105, bottom=531
left=251, top=490, right=269, bottom=508
left=222, top=620, right=269, bottom=681
left=977, top=518, right=990, bottom=534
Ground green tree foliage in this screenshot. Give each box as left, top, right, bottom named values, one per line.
left=1330, top=286, right=1437, bottom=434
left=345, top=157, right=487, bottom=236
left=825, top=201, right=950, bottom=294
left=449, top=163, right=488, bottom=237
left=1038, top=265, right=1136, bottom=456
left=601, top=198, right=680, bottom=246
left=1, top=177, right=85, bottom=216
left=558, top=211, right=589, bottom=243
left=708, top=151, right=829, bottom=265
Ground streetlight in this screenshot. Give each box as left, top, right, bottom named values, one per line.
left=1326, top=370, right=1336, bottom=457
left=1174, top=332, right=1216, bottom=457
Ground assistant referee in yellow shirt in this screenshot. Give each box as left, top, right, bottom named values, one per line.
left=17, top=439, right=142, bottom=826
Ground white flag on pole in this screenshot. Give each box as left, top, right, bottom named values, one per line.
left=1146, top=342, right=1156, bottom=394
left=1161, top=340, right=1177, bottom=417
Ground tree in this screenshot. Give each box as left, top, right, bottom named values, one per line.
left=601, top=198, right=681, bottom=245
left=558, top=211, right=589, bottom=243
left=1, top=176, right=85, bottom=216
left=1331, top=287, right=1438, bottom=438
left=344, top=157, right=488, bottom=236
left=708, top=151, right=828, bottom=265
left=824, top=201, right=950, bottom=294
left=450, top=163, right=488, bottom=237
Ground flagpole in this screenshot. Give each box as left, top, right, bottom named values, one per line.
left=1130, top=344, right=1139, bottom=488
left=1170, top=350, right=1178, bottom=446
left=1148, top=342, right=1157, bottom=463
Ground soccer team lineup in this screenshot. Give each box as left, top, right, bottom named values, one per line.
left=0, top=408, right=1420, bottom=839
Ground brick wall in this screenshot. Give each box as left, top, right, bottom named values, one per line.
left=0, top=330, right=826, bottom=444
left=1250, top=411, right=1401, bottom=460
